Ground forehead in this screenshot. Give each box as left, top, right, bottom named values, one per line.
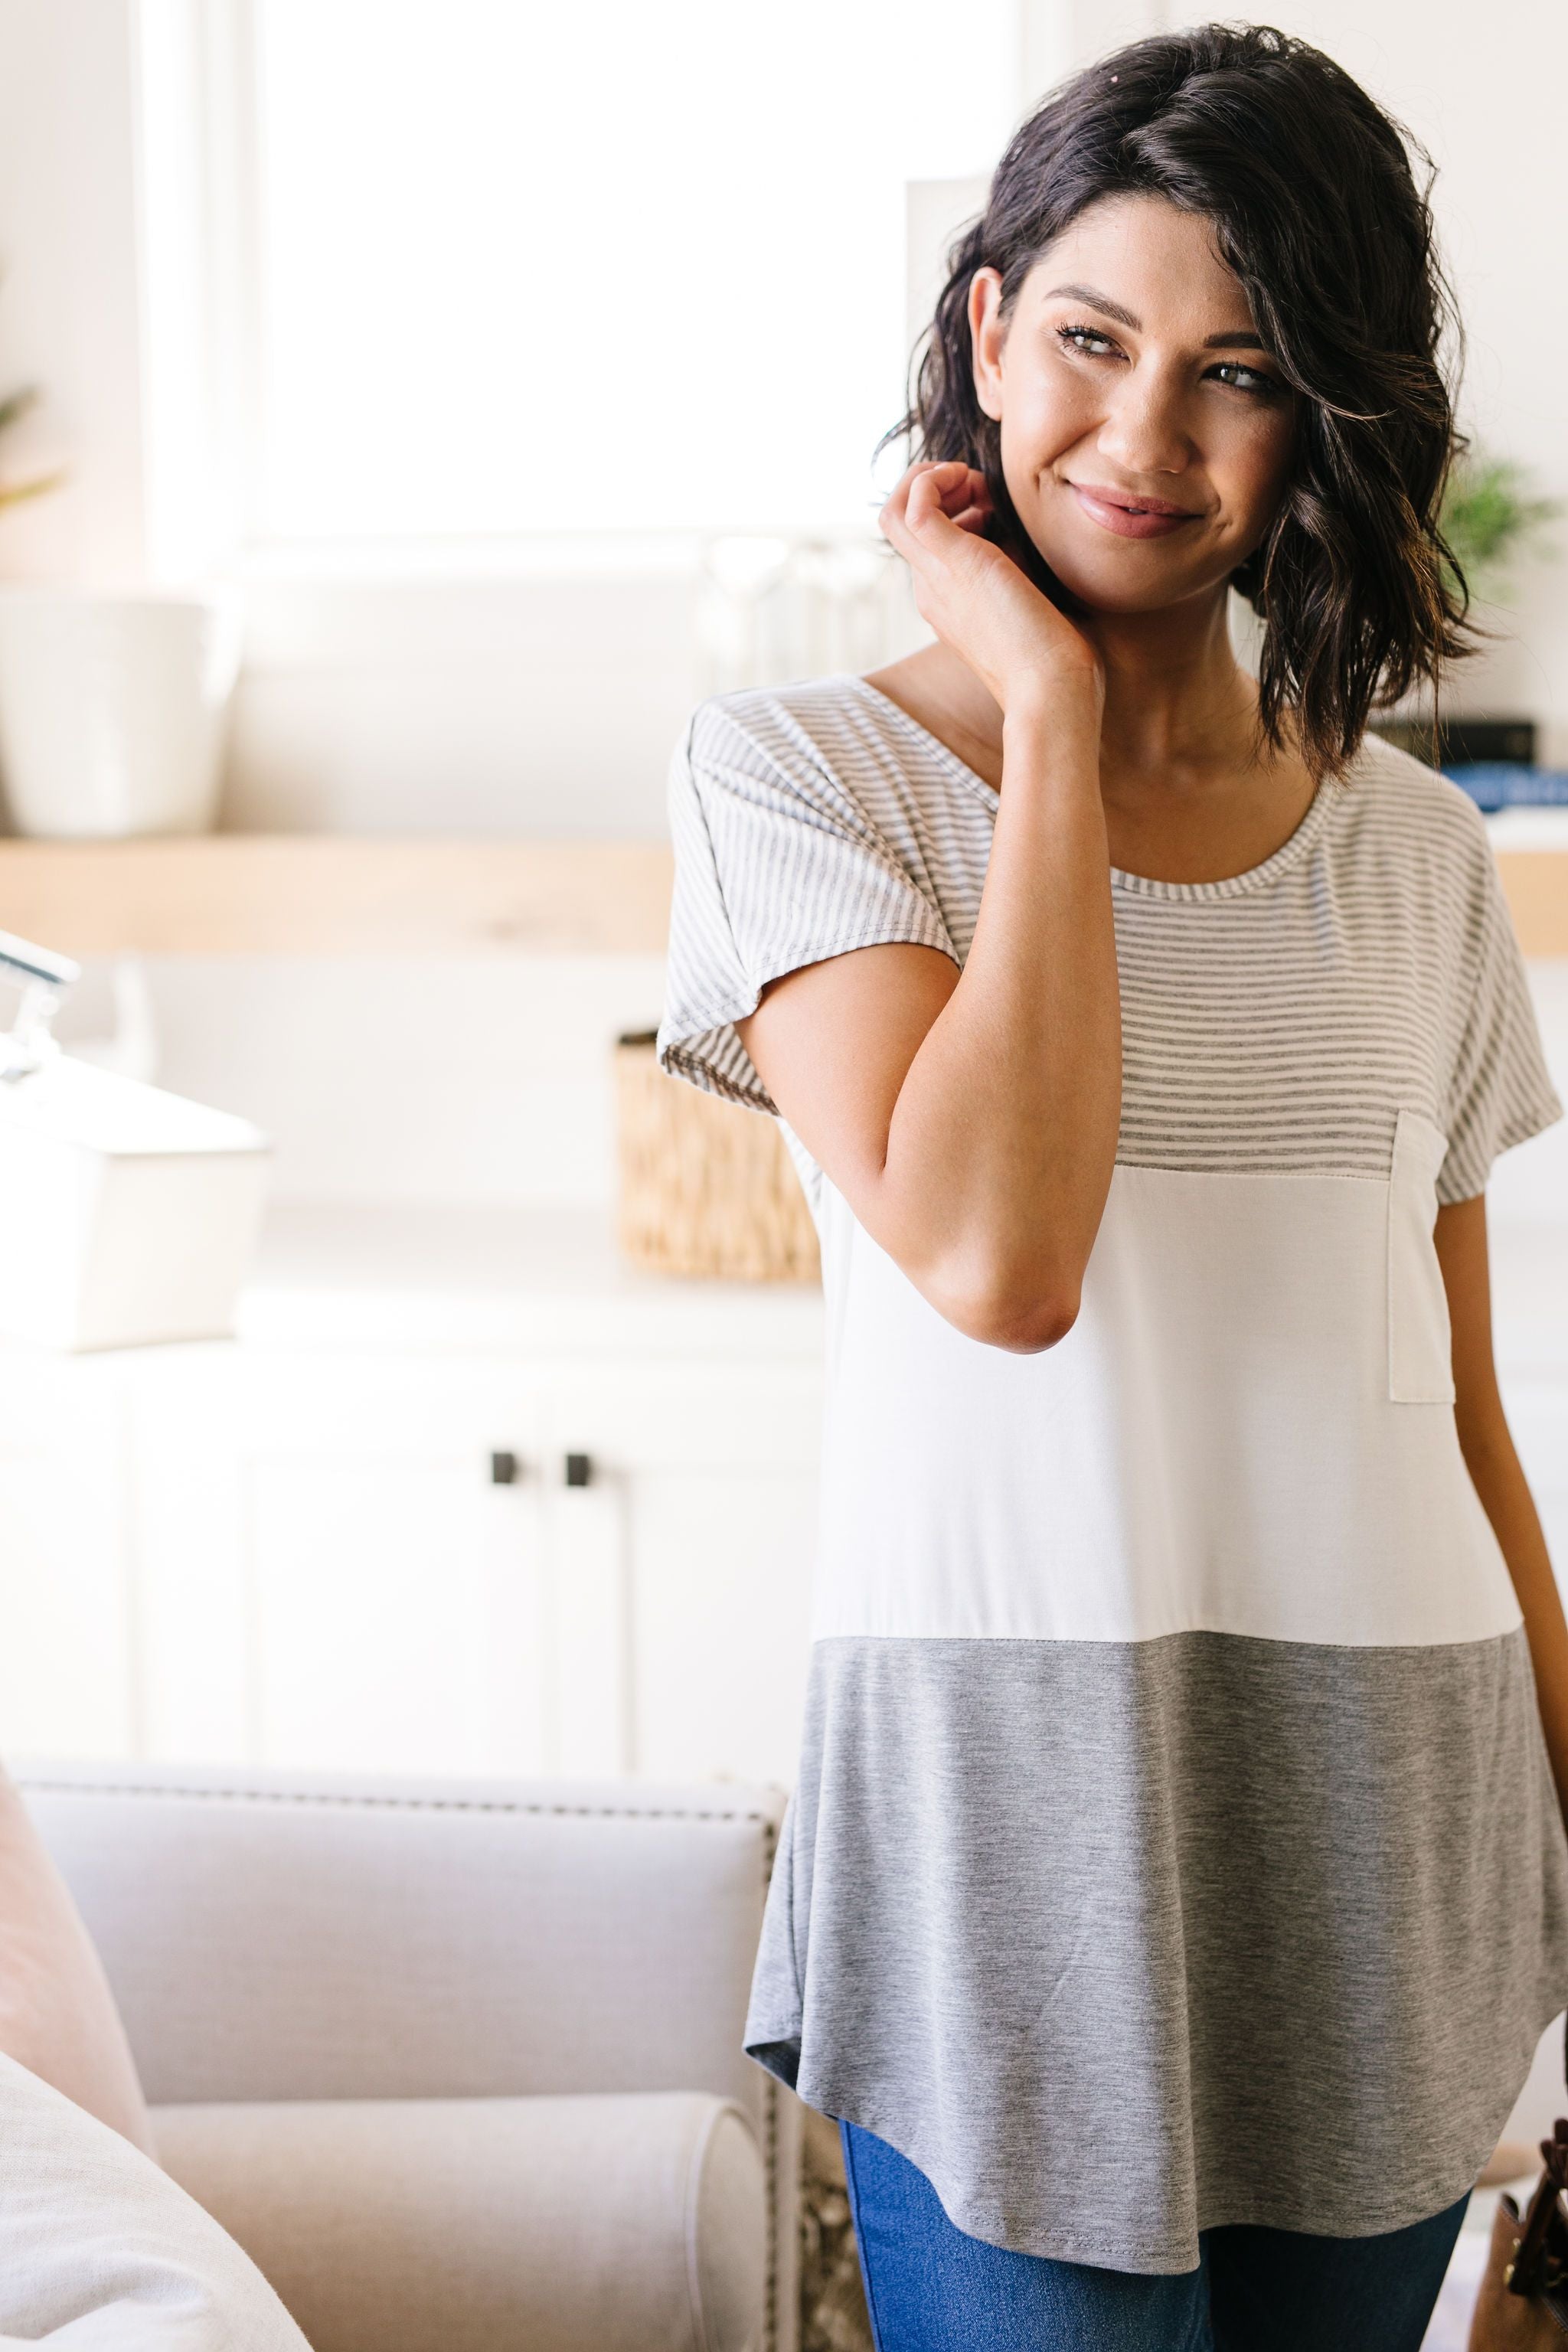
left=1021, top=194, right=1256, bottom=330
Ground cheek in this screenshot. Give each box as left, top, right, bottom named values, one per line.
left=1220, top=410, right=1296, bottom=534
left=995, top=364, right=1099, bottom=486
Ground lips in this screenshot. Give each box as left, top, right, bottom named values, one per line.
left=1068, top=483, right=1204, bottom=540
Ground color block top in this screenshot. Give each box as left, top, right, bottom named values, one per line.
left=655, top=673, right=1568, bottom=2272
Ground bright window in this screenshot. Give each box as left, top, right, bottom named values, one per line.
left=248, top=0, right=1019, bottom=544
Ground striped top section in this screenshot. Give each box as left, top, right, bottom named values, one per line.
left=657, top=674, right=1560, bottom=1205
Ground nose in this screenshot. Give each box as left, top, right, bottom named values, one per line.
left=1096, top=362, right=1192, bottom=479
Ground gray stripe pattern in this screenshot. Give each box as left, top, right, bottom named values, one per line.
left=656, top=676, right=1560, bottom=1205
left=746, top=1631, right=1568, bottom=2272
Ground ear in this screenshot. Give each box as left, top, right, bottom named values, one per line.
left=968, top=267, right=1007, bottom=423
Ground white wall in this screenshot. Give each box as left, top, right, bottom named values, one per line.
left=83, top=951, right=670, bottom=1207
left=226, top=567, right=708, bottom=838
left=1253, top=0, right=1568, bottom=746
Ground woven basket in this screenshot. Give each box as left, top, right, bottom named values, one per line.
left=614, top=1032, right=821, bottom=1283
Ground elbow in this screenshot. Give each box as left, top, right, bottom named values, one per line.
left=932, top=1265, right=1082, bottom=1355
left=979, top=1292, right=1081, bottom=1355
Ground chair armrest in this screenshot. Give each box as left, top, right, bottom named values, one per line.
left=154, top=2091, right=766, bottom=2352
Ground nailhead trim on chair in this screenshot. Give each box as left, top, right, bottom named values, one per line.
left=21, top=1776, right=792, bottom=2352
left=759, top=1812, right=780, bottom=2352
left=18, top=1781, right=778, bottom=1828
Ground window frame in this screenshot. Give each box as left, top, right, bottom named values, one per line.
left=133, top=0, right=1073, bottom=598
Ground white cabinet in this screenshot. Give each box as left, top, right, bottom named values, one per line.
left=0, top=1357, right=136, bottom=1759
left=129, top=1348, right=554, bottom=1777
left=540, top=1361, right=822, bottom=1784
left=5, top=1326, right=823, bottom=1789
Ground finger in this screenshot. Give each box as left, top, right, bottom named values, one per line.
left=877, top=475, right=916, bottom=547
left=881, top=461, right=989, bottom=569
left=910, top=462, right=995, bottom=536
left=881, top=459, right=974, bottom=517
left=878, top=491, right=918, bottom=557
left=905, top=466, right=968, bottom=534
left=881, top=471, right=955, bottom=557
left=945, top=492, right=991, bottom=538
left=877, top=459, right=946, bottom=539
left=928, top=463, right=991, bottom=520
left=887, top=488, right=959, bottom=574
left=904, top=458, right=972, bottom=490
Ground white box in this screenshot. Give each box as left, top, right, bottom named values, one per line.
left=0, top=1057, right=271, bottom=1351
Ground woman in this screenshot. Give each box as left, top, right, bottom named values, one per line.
left=657, top=24, right=1568, bottom=2349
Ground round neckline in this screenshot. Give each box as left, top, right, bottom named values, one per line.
left=845, top=671, right=1344, bottom=900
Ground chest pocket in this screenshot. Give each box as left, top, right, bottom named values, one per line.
left=1387, top=1108, right=1455, bottom=1403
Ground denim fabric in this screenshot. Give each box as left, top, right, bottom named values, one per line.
left=840, top=2120, right=1470, bottom=2352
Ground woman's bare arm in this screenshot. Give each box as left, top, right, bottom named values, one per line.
left=735, top=462, right=1121, bottom=1354
left=1437, top=1193, right=1568, bottom=1826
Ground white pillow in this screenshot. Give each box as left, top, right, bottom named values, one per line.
left=0, top=1766, right=152, bottom=2152
left=0, top=2050, right=312, bottom=2349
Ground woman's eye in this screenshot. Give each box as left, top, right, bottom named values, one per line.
left=1210, top=361, right=1280, bottom=397
left=1056, top=323, right=1122, bottom=358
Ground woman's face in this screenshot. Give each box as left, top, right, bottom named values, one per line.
left=969, top=194, right=1297, bottom=616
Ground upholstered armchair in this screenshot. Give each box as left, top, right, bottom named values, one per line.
left=21, top=1762, right=799, bottom=2352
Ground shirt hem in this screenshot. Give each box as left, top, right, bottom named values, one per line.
left=792, top=2084, right=1539, bottom=2276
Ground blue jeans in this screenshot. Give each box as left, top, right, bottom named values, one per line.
left=840, top=2121, right=1470, bottom=2351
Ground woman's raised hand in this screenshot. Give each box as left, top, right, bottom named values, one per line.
left=878, top=462, right=1103, bottom=720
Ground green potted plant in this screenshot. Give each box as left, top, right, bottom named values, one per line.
left=1380, top=447, right=1561, bottom=774
left=0, top=382, right=67, bottom=516
left=1439, top=449, right=1558, bottom=610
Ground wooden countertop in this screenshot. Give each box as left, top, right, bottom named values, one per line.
left=0, top=837, right=675, bottom=955
left=0, top=822, right=1565, bottom=956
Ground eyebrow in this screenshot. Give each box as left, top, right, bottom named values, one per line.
left=1041, top=282, right=1272, bottom=351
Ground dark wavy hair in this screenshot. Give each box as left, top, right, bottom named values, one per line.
left=890, top=23, right=1473, bottom=779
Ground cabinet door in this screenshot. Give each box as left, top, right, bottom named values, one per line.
left=0, top=1354, right=136, bottom=1760
left=132, top=1349, right=547, bottom=1775
left=540, top=1361, right=822, bottom=1786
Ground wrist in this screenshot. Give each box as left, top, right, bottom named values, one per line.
left=1001, top=652, right=1102, bottom=720
left=1001, top=671, right=1103, bottom=756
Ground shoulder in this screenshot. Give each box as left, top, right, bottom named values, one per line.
left=678, top=674, right=969, bottom=844
left=1330, top=732, right=1498, bottom=910
left=682, top=678, right=861, bottom=795
left=685, top=674, right=918, bottom=776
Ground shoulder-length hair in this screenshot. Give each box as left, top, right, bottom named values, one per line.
left=893, top=23, right=1472, bottom=779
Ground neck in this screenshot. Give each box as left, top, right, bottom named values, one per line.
left=1082, top=591, right=1263, bottom=789
left=910, top=586, right=1272, bottom=800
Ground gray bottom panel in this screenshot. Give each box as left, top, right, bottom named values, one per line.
left=746, top=1629, right=1568, bottom=2272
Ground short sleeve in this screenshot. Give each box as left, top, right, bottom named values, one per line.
left=655, top=694, right=959, bottom=1115
left=1437, top=818, right=1563, bottom=1203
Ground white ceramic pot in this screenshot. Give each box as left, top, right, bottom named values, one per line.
left=0, top=585, right=244, bottom=838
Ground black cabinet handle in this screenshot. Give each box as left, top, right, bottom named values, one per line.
left=489, top=1450, right=521, bottom=1486
left=564, top=1452, right=593, bottom=1488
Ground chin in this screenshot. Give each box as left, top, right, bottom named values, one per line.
left=1034, top=556, right=1199, bottom=619
left=1024, top=534, right=1231, bottom=621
